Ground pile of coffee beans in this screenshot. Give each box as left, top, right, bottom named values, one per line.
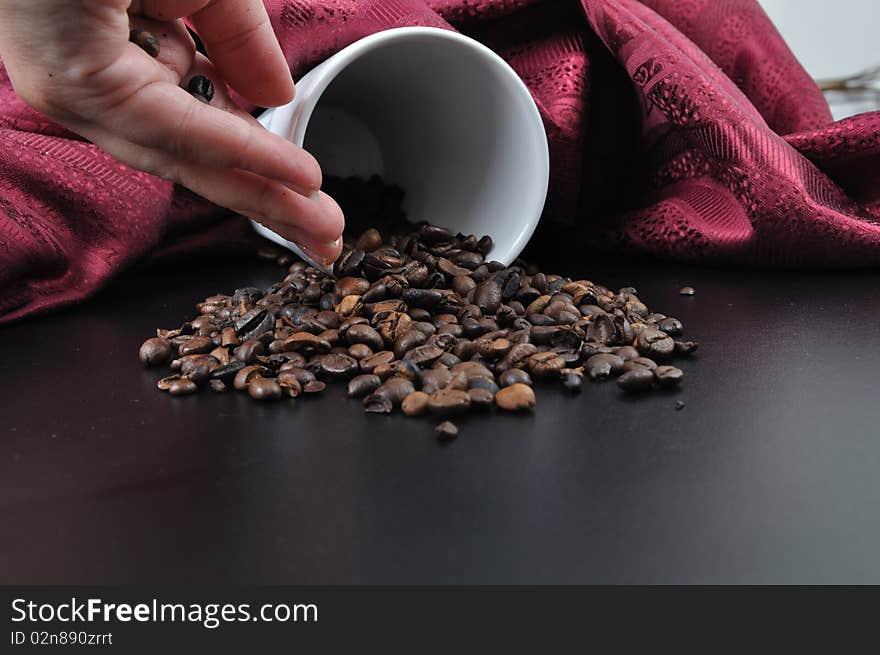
left=139, top=177, right=697, bottom=440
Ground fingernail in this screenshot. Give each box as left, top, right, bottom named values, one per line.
left=295, top=241, right=335, bottom=275
left=282, top=182, right=319, bottom=198
left=310, top=190, right=321, bottom=203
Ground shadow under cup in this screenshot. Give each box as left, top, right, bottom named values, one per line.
left=291, top=29, right=549, bottom=265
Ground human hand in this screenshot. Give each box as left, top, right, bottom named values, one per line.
left=0, top=0, right=344, bottom=266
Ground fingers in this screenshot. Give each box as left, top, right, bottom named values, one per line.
left=70, top=123, right=345, bottom=256
left=135, top=0, right=294, bottom=107
left=190, top=0, right=294, bottom=107
left=91, top=51, right=321, bottom=195
left=174, top=164, right=344, bottom=243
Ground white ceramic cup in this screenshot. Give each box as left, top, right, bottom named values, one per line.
left=254, top=26, right=550, bottom=268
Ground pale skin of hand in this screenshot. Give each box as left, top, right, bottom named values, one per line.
left=0, top=0, right=344, bottom=266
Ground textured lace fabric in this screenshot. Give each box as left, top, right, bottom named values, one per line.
left=1, top=0, right=879, bottom=323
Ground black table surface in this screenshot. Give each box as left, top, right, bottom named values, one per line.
left=2, top=253, right=879, bottom=585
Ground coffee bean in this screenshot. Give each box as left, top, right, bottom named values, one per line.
left=249, top=378, right=282, bottom=401
left=675, top=400, right=686, bottom=411
left=129, top=28, right=160, bottom=57
left=674, top=340, right=699, bottom=355
left=435, top=420, right=459, bottom=440
left=303, top=380, right=327, bottom=394
left=636, top=328, right=675, bottom=358
left=209, top=379, right=227, bottom=393
left=615, top=346, right=640, bottom=361
left=317, top=353, right=360, bottom=379
left=393, top=329, right=427, bottom=359
left=498, top=369, right=532, bottom=387
left=277, top=372, right=303, bottom=397
left=585, top=353, right=625, bottom=378
left=654, top=365, right=684, bottom=388
left=157, top=374, right=181, bottom=391
left=561, top=369, right=583, bottom=392
left=679, top=286, right=696, bottom=296
left=233, top=365, right=267, bottom=391
left=617, top=367, right=655, bottom=393
left=467, top=387, right=495, bottom=409
left=473, top=281, right=502, bottom=314
left=355, top=228, right=383, bottom=252
left=169, top=378, right=198, bottom=396
left=348, top=374, right=381, bottom=398
left=658, top=317, right=683, bottom=336
left=402, top=391, right=430, bottom=416
left=139, top=337, right=171, bottom=366
left=495, top=384, right=536, bottom=411
left=527, top=352, right=566, bottom=378
left=427, top=389, right=471, bottom=415
left=179, top=336, right=213, bottom=356
left=187, top=75, right=215, bottom=103
left=622, top=357, right=658, bottom=372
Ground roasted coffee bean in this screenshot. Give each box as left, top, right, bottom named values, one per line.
left=495, top=384, right=536, bottom=411
left=675, top=400, right=686, bottom=411
left=473, top=280, right=502, bottom=314
left=393, top=329, right=427, bottom=359
left=187, top=75, right=215, bottom=103
left=435, top=421, right=459, bottom=441
left=402, top=391, right=430, bottom=416
left=561, top=369, right=583, bottom=392
left=585, top=353, right=624, bottom=376
left=179, top=336, right=213, bottom=356
left=467, top=387, right=495, bottom=409
left=234, top=339, right=264, bottom=363
left=348, top=374, right=381, bottom=398
left=317, top=353, right=360, bottom=379
left=234, top=365, right=267, bottom=391
left=617, top=367, right=656, bottom=393
left=427, top=389, right=471, bottom=415
left=674, top=340, right=699, bottom=355
left=348, top=343, right=373, bottom=360
left=360, top=350, right=395, bottom=374
left=210, top=361, right=247, bottom=383
left=658, top=317, right=683, bottom=336
left=139, top=337, right=172, bottom=366
left=586, top=314, right=617, bottom=344
left=209, top=379, right=227, bottom=393
left=615, top=346, right=640, bottom=361
left=527, top=352, right=566, bottom=378
left=636, top=328, right=675, bottom=358
left=404, top=344, right=444, bottom=367
left=130, top=28, right=160, bottom=57
left=654, top=365, right=684, bottom=388
left=346, top=324, right=384, bottom=351
left=276, top=372, right=303, bottom=397
left=303, top=380, right=327, bottom=394
left=498, top=369, right=532, bottom=387
left=249, top=378, right=282, bottom=401
left=181, top=355, right=220, bottom=384
left=679, top=286, right=696, bottom=296
left=622, top=357, right=658, bottom=372
left=355, top=228, right=383, bottom=252
left=169, top=378, right=198, bottom=396
left=157, top=374, right=181, bottom=391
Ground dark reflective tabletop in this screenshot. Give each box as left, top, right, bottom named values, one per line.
left=2, top=254, right=879, bottom=584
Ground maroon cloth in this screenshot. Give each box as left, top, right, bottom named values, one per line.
left=1, top=0, right=879, bottom=323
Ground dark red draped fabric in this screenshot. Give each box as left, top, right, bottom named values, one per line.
left=1, top=0, right=878, bottom=323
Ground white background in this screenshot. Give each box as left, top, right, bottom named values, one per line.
left=758, top=0, right=877, bottom=117
left=758, top=0, right=876, bottom=79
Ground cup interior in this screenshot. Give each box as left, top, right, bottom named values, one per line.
left=301, top=30, right=548, bottom=264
